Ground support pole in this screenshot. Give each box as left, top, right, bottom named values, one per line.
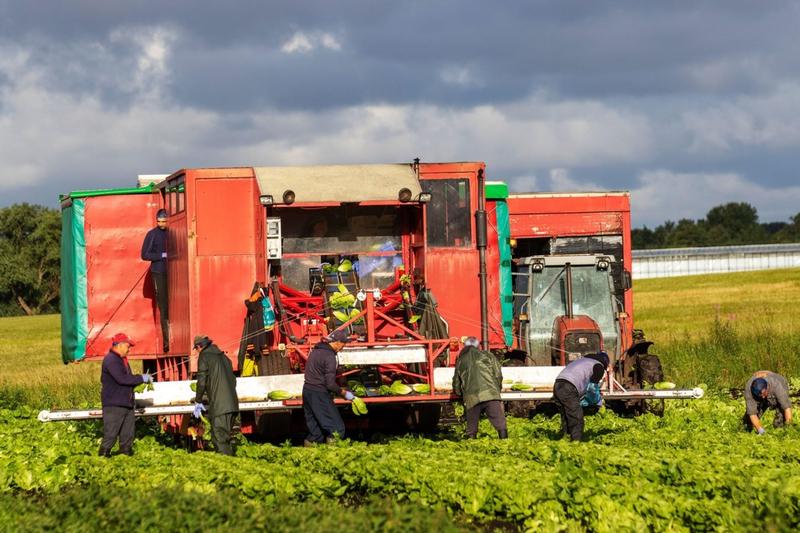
left=476, top=168, right=489, bottom=350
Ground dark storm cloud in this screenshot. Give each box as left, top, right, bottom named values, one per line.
left=2, top=1, right=800, bottom=226
left=3, top=1, right=798, bottom=112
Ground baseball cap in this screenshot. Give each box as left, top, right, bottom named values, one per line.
left=751, top=378, right=768, bottom=397
left=156, top=209, right=168, bottom=220
left=324, top=330, right=351, bottom=344
left=111, top=333, right=136, bottom=346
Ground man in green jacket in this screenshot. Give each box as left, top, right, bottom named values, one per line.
left=192, top=335, right=239, bottom=455
left=452, top=336, right=507, bottom=439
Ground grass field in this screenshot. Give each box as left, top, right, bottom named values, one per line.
left=1, top=268, right=799, bottom=408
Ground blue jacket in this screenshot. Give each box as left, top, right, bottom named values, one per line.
left=101, top=351, right=144, bottom=408
left=141, top=227, right=167, bottom=273
left=303, top=342, right=342, bottom=395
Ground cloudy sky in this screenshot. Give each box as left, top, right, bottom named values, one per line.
left=1, top=1, right=799, bottom=227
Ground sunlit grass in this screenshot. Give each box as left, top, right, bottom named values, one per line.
left=0, top=314, right=140, bottom=408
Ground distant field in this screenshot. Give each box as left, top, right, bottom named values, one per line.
left=1, top=268, right=798, bottom=407
left=634, top=268, right=800, bottom=387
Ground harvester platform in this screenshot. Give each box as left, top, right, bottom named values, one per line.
left=38, top=366, right=703, bottom=422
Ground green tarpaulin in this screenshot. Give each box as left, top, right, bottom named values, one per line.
left=60, top=199, right=88, bottom=363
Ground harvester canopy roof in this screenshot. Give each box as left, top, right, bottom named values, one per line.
left=254, top=164, right=422, bottom=204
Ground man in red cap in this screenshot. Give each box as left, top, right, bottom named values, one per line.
left=98, top=333, right=152, bottom=457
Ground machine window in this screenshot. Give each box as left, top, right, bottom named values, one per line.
left=422, top=179, right=471, bottom=247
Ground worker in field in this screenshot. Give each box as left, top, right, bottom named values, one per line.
left=743, top=371, right=793, bottom=434
left=452, top=336, right=507, bottom=439
left=553, top=352, right=610, bottom=441
left=302, top=329, right=356, bottom=446
left=141, top=208, right=170, bottom=352
left=192, top=335, right=239, bottom=455
left=99, top=333, right=152, bottom=457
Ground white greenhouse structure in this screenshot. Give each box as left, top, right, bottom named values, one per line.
left=632, top=243, right=800, bottom=279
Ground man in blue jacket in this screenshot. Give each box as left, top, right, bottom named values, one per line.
left=141, top=209, right=170, bottom=352
left=99, top=333, right=152, bottom=457
left=302, top=329, right=355, bottom=446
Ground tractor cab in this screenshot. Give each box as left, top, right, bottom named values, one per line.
left=514, top=254, right=621, bottom=365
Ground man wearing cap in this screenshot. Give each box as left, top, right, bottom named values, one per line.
left=99, top=333, right=152, bottom=457
left=302, top=329, right=355, bottom=446
left=553, top=352, right=610, bottom=441
left=743, top=371, right=793, bottom=435
left=141, top=208, right=170, bottom=352
left=452, top=336, right=507, bottom=439
left=192, top=335, right=239, bottom=455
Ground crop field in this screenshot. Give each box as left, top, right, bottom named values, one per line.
left=1, top=269, right=799, bottom=531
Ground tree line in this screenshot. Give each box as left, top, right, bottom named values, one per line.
left=632, top=202, right=800, bottom=250
left=1, top=201, right=799, bottom=316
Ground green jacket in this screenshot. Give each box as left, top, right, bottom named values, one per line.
left=452, top=346, right=503, bottom=409
left=194, top=344, right=239, bottom=417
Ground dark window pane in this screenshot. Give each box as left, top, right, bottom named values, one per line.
left=422, top=179, right=471, bottom=247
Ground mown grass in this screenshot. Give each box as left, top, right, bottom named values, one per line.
left=0, top=268, right=798, bottom=407
left=0, top=314, right=140, bottom=409
left=634, top=268, right=800, bottom=387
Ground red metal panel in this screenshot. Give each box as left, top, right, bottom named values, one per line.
left=195, top=178, right=257, bottom=256
left=509, top=212, right=623, bottom=238
left=418, top=162, right=505, bottom=346
left=187, top=172, right=261, bottom=371
left=168, top=211, right=190, bottom=355
left=193, top=255, right=256, bottom=359
left=83, top=193, right=162, bottom=357
left=507, top=194, right=629, bottom=238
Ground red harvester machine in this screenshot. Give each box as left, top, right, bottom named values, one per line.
left=43, top=161, right=701, bottom=435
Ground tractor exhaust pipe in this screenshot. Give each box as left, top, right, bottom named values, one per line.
left=476, top=167, right=489, bottom=350
left=565, top=263, right=573, bottom=319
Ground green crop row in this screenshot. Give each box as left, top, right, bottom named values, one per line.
left=2, top=395, right=799, bottom=532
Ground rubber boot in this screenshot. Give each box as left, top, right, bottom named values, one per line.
left=498, top=429, right=508, bottom=439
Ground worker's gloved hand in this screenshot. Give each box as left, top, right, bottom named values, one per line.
left=756, top=427, right=766, bottom=436
left=193, top=403, right=206, bottom=418
left=344, top=391, right=356, bottom=401
left=141, top=373, right=153, bottom=384
left=161, top=252, right=167, bottom=259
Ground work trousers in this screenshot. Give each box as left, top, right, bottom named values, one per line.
left=465, top=400, right=507, bottom=438
left=211, top=413, right=236, bottom=456
left=554, top=380, right=585, bottom=441
left=99, top=406, right=135, bottom=456
left=152, top=271, right=169, bottom=350
left=303, top=386, right=346, bottom=443
left=743, top=403, right=786, bottom=431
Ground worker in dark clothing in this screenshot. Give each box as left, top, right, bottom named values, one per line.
left=743, top=371, right=793, bottom=434
left=553, top=352, right=610, bottom=441
left=192, top=335, right=239, bottom=456
left=452, top=336, right=507, bottom=439
left=302, top=329, right=355, bottom=446
left=141, top=209, right=170, bottom=352
left=99, top=333, right=152, bottom=457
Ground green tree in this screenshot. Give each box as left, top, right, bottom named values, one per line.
left=0, top=203, right=61, bottom=315
left=704, top=202, right=766, bottom=244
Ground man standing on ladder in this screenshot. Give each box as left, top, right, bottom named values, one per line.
left=141, top=208, right=170, bottom=352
